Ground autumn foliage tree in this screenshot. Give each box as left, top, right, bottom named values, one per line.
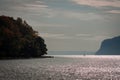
left=0, top=15, right=47, bottom=58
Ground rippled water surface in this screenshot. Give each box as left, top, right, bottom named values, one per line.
left=0, top=55, right=120, bottom=80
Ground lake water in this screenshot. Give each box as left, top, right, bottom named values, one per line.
left=0, top=55, right=120, bottom=80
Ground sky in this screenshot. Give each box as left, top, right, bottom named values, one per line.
left=0, top=0, right=120, bottom=51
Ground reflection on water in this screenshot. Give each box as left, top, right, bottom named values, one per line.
left=0, top=55, right=120, bottom=80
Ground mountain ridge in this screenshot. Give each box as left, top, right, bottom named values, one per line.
left=96, top=36, right=120, bottom=55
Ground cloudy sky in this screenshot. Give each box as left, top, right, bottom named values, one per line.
left=0, top=0, right=120, bottom=51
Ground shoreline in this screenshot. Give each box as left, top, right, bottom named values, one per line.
left=0, top=55, right=54, bottom=60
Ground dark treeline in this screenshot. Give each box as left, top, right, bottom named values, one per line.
left=0, top=15, right=47, bottom=58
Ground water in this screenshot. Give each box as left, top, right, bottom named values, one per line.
left=0, top=55, right=120, bottom=80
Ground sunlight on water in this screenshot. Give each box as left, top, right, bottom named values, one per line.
left=52, top=55, right=120, bottom=58
left=0, top=55, right=120, bottom=80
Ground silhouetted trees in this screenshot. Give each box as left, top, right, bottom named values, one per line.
left=0, top=15, right=47, bottom=58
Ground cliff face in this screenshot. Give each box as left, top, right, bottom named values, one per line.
left=0, top=15, right=47, bottom=58
left=96, top=36, right=120, bottom=55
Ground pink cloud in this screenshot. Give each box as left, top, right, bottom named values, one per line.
left=107, top=10, right=120, bottom=14
left=72, top=0, right=120, bottom=8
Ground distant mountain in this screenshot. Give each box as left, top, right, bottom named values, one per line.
left=96, top=36, right=120, bottom=55
left=48, top=51, right=95, bottom=55
left=0, top=15, right=47, bottom=58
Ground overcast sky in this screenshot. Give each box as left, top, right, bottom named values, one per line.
left=0, top=0, right=120, bottom=51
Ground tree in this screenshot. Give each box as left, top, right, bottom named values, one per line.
left=0, top=15, right=47, bottom=58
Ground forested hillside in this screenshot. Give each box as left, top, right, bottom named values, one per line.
left=0, top=15, right=47, bottom=58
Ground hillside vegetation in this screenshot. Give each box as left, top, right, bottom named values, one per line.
left=0, top=15, right=47, bottom=58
